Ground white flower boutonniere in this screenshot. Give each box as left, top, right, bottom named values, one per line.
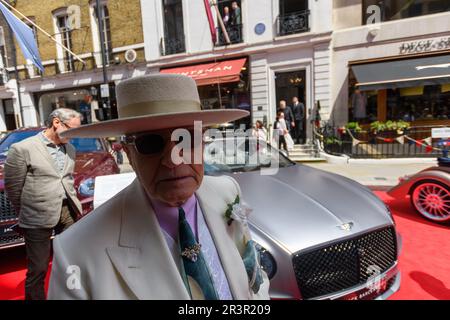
left=224, top=195, right=252, bottom=227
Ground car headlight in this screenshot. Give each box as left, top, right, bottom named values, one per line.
left=78, top=177, right=95, bottom=197
left=255, top=243, right=277, bottom=280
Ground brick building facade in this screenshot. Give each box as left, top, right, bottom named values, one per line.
left=0, top=0, right=146, bottom=130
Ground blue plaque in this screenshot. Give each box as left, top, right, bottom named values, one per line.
left=255, top=23, right=266, bottom=35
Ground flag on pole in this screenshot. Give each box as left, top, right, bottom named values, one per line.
left=0, top=2, right=44, bottom=72
left=203, top=0, right=217, bottom=44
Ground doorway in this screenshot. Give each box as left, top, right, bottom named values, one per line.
left=275, top=70, right=306, bottom=143
left=2, top=99, right=17, bottom=130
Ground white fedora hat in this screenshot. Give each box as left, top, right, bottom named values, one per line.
left=59, top=74, right=249, bottom=138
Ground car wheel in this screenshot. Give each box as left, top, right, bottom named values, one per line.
left=411, top=180, right=450, bottom=223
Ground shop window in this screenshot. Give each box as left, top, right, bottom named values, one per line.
left=197, top=58, right=251, bottom=129
left=349, top=84, right=450, bottom=123
left=348, top=71, right=377, bottom=124
left=363, top=0, right=450, bottom=24
left=216, top=0, right=243, bottom=46
left=388, top=85, right=450, bottom=121
left=161, top=0, right=185, bottom=56
left=38, top=89, right=92, bottom=125
left=277, top=0, right=309, bottom=36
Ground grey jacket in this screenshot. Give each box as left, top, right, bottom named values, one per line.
left=4, top=134, right=82, bottom=228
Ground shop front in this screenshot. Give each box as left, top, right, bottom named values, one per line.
left=160, top=57, right=251, bottom=129
left=329, top=44, right=450, bottom=158
left=35, top=83, right=118, bottom=126
left=349, top=53, right=450, bottom=127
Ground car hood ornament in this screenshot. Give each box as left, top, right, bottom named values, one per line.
left=338, top=222, right=354, bottom=231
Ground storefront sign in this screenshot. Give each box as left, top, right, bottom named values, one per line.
left=161, top=58, right=247, bottom=86
left=399, top=37, right=450, bottom=55
left=432, top=128, right=450, bottom=139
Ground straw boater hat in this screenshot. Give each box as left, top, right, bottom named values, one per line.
left=59, top=74, right=249, bottom=139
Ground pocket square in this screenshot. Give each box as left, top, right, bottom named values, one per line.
left=242, top=239, right=264, bottom=294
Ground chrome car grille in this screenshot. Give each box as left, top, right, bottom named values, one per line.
left=292, top=227, right=397, bottom=299
left=0, top=233, right=24, bottom=247
left=0, top=191, right=16, bottom=222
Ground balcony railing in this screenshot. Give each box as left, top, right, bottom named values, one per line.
left=215, top=23, right=243, bottom=46
left=160, top=35, right=186, bottom=56
left=277, top=10, right=310, bottom=36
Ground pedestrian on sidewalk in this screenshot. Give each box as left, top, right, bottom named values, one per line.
left=273, top=111, right=293, bottom=156
left=277, top=100, right=295, bottom=132
left=252, top=120, right=267, bottom=142
left=4, top=108, right=83, bottom=300
left=292, top=96, right=305, bottom=144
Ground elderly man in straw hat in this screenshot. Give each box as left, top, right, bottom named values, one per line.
left=48, top=74, right=269, bottom=300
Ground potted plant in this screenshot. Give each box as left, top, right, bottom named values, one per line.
left=324, top=136, right=343, bottom=154
left=370, top=121, right=387, bottom=134
left=369, top=120, right=411, bottom=143
left=345, top=122, right=362, bottom=133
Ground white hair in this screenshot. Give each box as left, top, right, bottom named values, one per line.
left=47, top=108, right=82, bottom=128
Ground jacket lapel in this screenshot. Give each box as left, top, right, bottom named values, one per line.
left=62, top=143, right=74, bottom=175
left=33, top=135, right=61, bottom=175
left=106, top=179, right=190, bottom=300
left=196, top=182, right=250, bottom=300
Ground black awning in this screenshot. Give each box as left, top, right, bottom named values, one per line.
left=351, top=54, right=450, bottom=91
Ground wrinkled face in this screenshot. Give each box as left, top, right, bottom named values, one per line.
left=54, top=116, right=81, bottom=144
left=123, top=128, right=204, bottom=207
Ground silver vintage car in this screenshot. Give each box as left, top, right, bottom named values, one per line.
left=203, top=139, right=401, bottom=300
left=94, top=139, right=402, bottom=300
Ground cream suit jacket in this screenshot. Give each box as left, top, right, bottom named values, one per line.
left=47, top=175, right=270, bottom=300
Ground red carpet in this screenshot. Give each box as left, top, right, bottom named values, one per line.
left=375, top=191, right=450, bottom=300
left=0, top=192, right=449, bottom=300
left=0, top=247, right=50, bottom=300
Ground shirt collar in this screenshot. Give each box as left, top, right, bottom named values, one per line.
left=150, top=194, right=198, bottom=241
left=39, top=130, right=64, bottom=148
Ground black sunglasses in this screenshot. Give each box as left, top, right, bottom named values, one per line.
left=121, top=130, right=201, bottom=155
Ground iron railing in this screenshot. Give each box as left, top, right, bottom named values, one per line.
left=160, top=35, right=186, bottom=56
left=277, top=10, right=310, bottom=36
left=319, top=124, right=449, bottom=159
left=215, top=23, right=243, bottom=46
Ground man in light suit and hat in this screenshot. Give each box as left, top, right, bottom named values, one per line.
left=48, top=74, right=270, bottom=300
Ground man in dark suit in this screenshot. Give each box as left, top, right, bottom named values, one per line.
left=292, top=96, right=305, bottom=144
left=4, top=108, right=82, bottom=300
left=278, top=100, right=295, bottom=132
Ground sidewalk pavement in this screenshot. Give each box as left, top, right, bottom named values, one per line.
left=302, top=160, right=436, bottom=189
